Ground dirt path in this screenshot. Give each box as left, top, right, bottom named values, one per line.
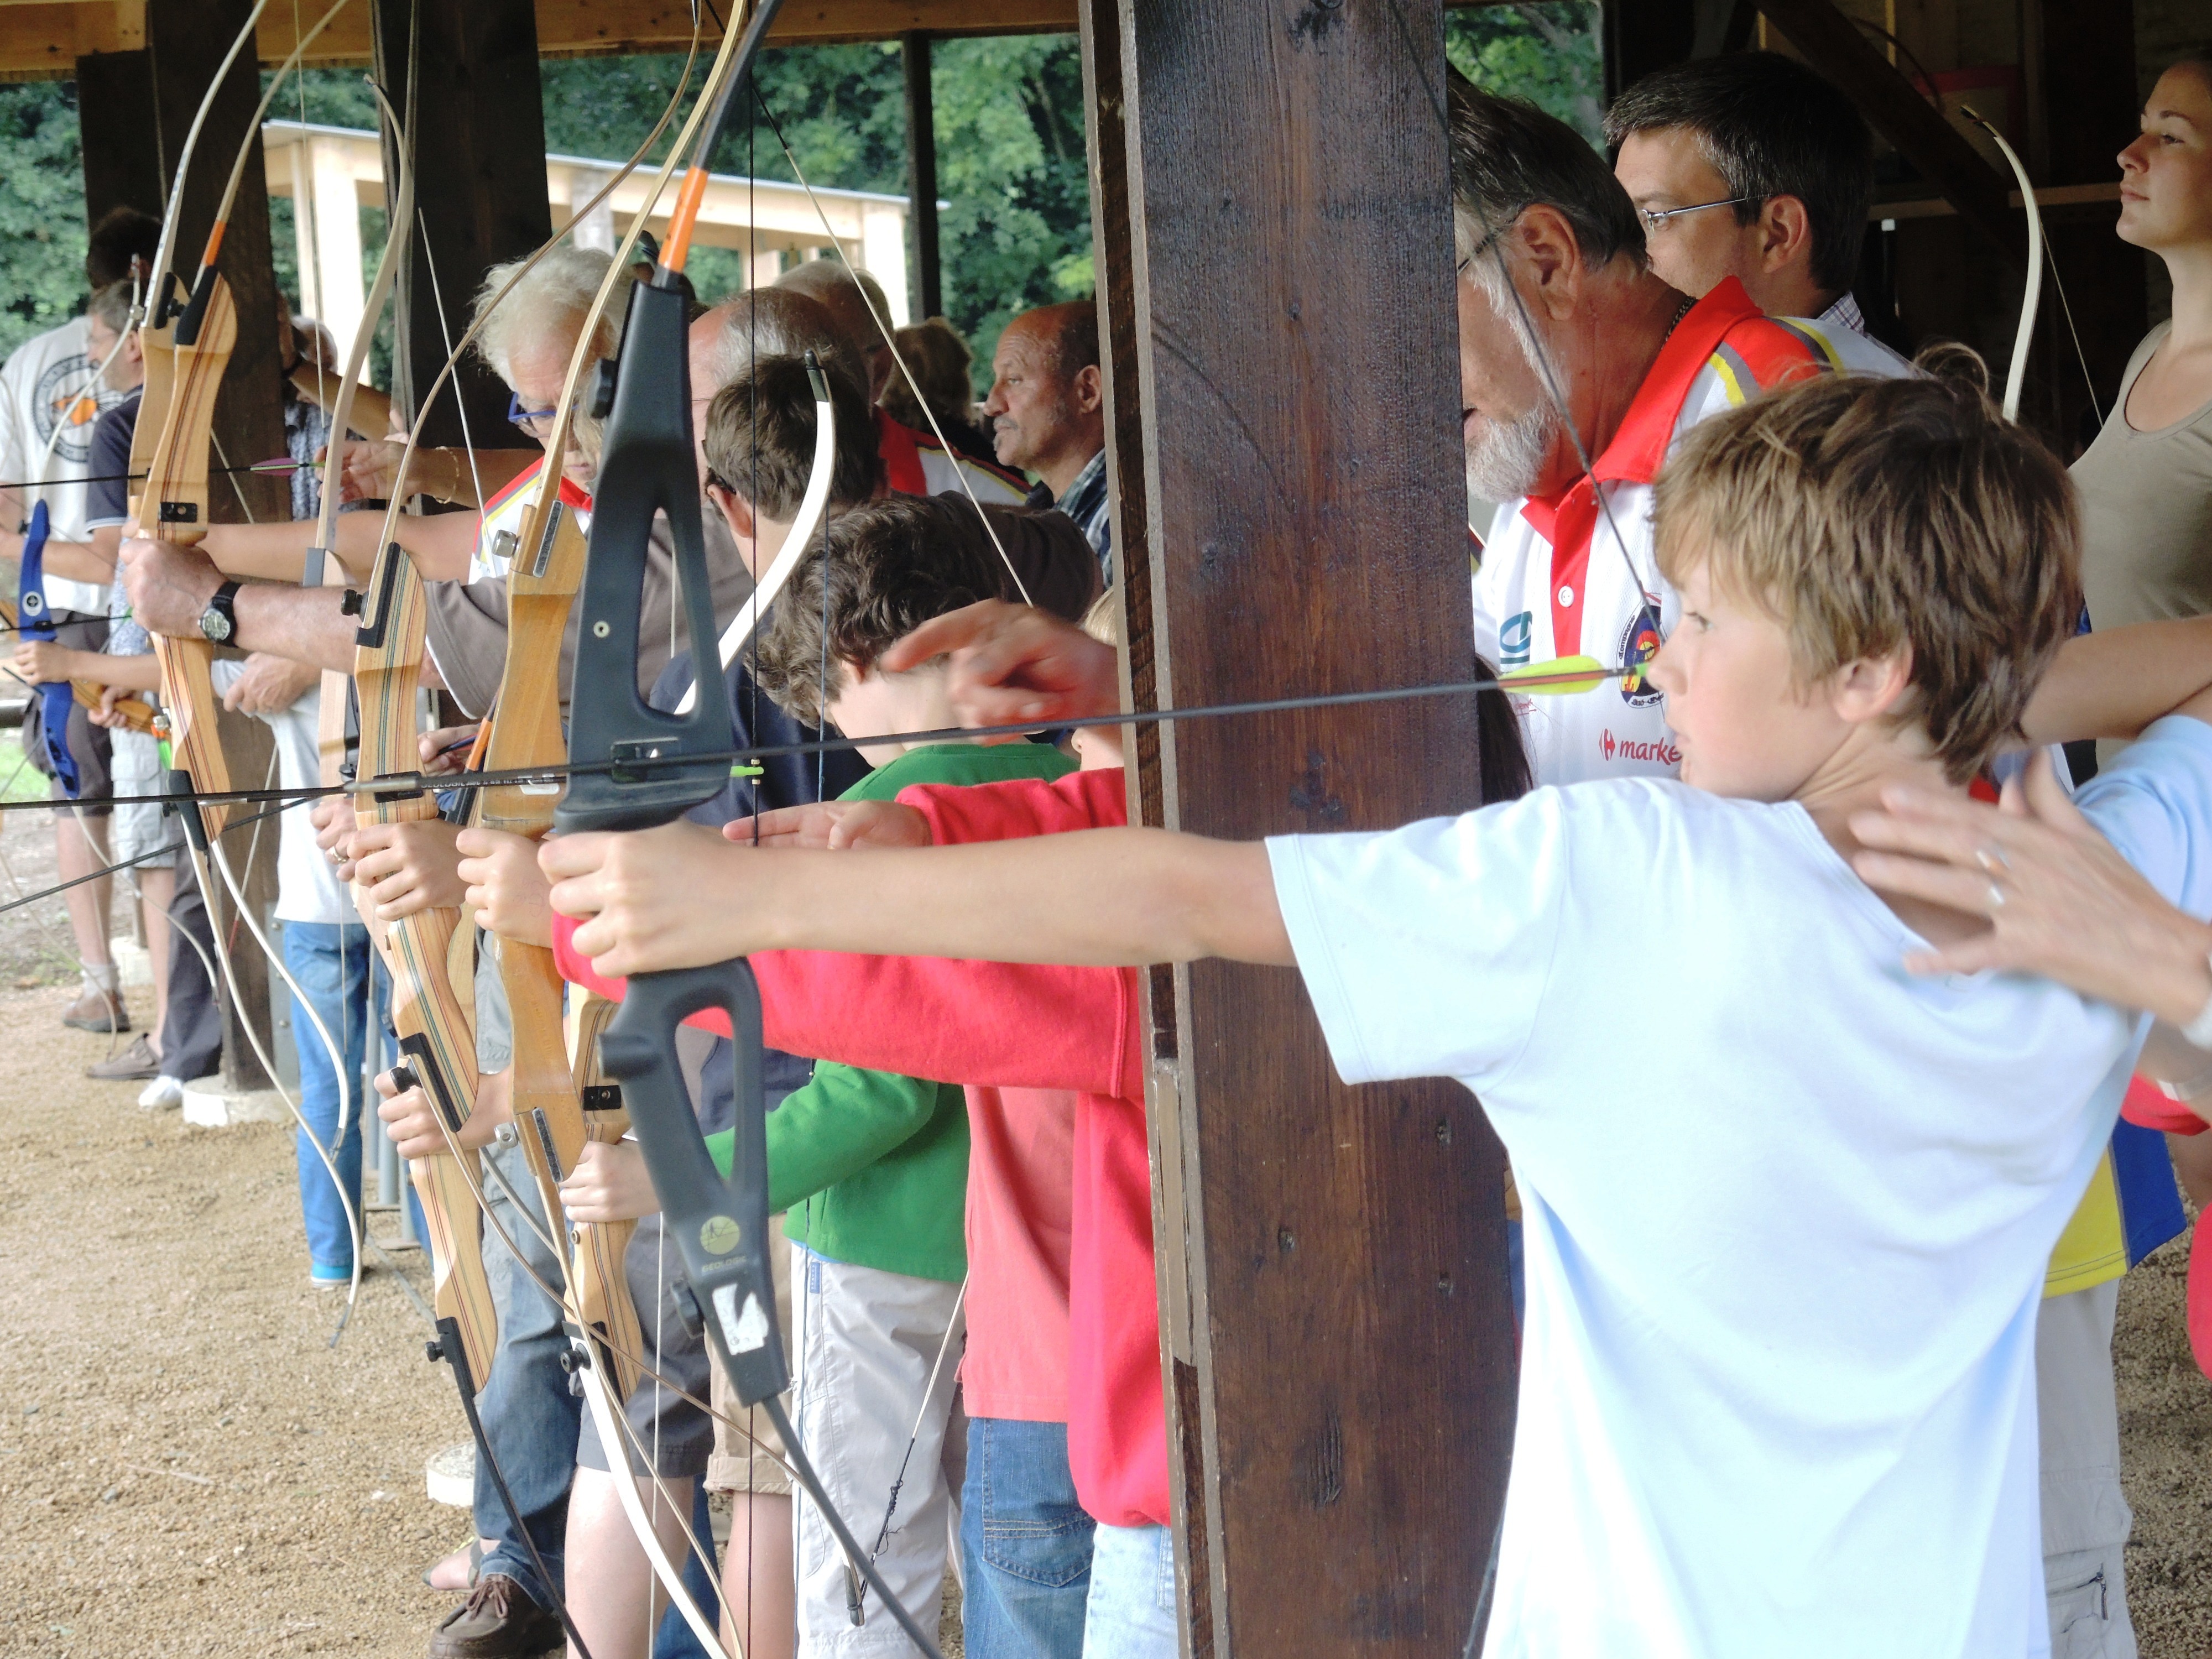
left=0, top=984, right=469, bottom=1658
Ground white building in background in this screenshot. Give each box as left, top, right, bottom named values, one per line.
left=262, top=118, right=917, bottom=368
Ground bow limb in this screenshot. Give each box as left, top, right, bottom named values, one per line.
left=1961, top=108, right=2043, bottom=424
left=573, top=1343, right=743, bottom=1659
left=351, top=538, right=499, bottom=1386
left=352, top=12, right=705, bottom=564
left=672, top=359, right=836, bottom=714
left=129, top=274, right=238, bottom=840
left=135, top=0, right=272, bottom=341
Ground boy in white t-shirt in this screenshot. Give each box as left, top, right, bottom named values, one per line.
left=540, top=372, right=2212, bottom=1657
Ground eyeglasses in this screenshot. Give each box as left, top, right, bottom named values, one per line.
left=1638, top=195, right=1760, bottom=233
left=507, top=392, right=561, bottom=437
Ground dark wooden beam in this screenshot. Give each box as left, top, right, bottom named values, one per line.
left=1113, top=1, right=1514, bottom=1651
left=902, top=33, right=943, bottom=323
left=75, top=49, right=165, bottom=226
left=2026, top=0, right=2143, bottom=449
left=1605, top=0, right=1694, bottom=101
left=1077, top=0, right=1209, bottom=1648
left=144, top=0, right=288, bottom=1090
left=1754, top=0, right=2018, bottom=267
left=369, top=0, right=552, bottom=455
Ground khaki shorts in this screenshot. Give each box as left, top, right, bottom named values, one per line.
left=706, top=1213, right=795, bottom=1496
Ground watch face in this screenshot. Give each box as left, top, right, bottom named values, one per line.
left=200, top=607, right=231, bottom=643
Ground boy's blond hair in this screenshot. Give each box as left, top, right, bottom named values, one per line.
left=1652, top=372, right=2080, bottom=784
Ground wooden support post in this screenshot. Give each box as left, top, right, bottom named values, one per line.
left=76, top=49, right=165, bottom=226
left=142, top=0, right=286, bottom=1092
left=1103, top=1, right=1513, bottom=1651
left=369, top=0, right=552, bottom=456
left=902, top=32, right=943, bottom=323
left=1077, top=0, right=1211, bottom=1646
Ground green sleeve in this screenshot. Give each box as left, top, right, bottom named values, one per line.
left=700, top=1066, right=950, bottom=1206
left=763, top=1061, right=948, bottom=1214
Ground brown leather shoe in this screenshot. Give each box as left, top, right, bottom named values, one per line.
left=427, top=1573, right=562, bottom=1658
left=60, top=988, right=129, bottom=1033
left=86, top=1035, right=160, bottom=1081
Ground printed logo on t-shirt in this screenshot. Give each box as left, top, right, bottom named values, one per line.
left=1599, top=728, right=1680, bottom=767
left=1616, top=604, right=1665, bottom=707
left=33, top=354, right=107, bottom=468
left=1500, top=610, right=1532, bottom=668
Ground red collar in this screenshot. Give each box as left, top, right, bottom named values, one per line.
left=1520, top=276, right=1764, bottom=542
left=876, top=410, right=930, bottom=497
left=481, top=454, right=593, bottom=517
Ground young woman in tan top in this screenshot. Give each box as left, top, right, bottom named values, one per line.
left=2077, top=53, right=2212, bottom=636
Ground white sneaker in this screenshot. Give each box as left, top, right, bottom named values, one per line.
left=137, top=1074, right=184, bottom=1111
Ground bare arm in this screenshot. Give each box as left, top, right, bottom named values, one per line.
left=539, top=817, right=1293, bottom=979
left=2020, top=615, right=2212, bottom=745
left=121, top=535, right=446, bottom=686
left=198, top=508, right=476, bottom=585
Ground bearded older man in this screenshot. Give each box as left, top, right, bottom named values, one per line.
left=1451, top=80, right=1906, bottom=791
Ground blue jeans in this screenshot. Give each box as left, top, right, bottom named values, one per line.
left=472, top=1138, right=581, bottom=1610
left=1081, top=1521, right=1177, bottom=1658
left=281, top=921, right=374, bottom=1280
left=961, top=1417, right=1093, bottom=1659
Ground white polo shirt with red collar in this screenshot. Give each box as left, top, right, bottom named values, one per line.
left=465, top=456, right=595, bottom=582
left=1472, top=277, right=1909, bottom=787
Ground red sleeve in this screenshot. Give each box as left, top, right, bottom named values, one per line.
left=2122, top=1073, right=2209, bottom=1135
left=549, top=768, right=1141, bottom=1094
left=897, top=766, right=1128, bottom=843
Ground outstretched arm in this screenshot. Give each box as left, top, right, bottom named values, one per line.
left=2021, top=615, right=2212, bottom=746
left=540, top=816, right=1292, bottom=979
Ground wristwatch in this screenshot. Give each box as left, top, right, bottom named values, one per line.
left=197, top=580, right=242, bottom=644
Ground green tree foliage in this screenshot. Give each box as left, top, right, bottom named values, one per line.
left=0, top=81, right=90, bottom=364
left=1447, top=2, right=1606, bottom=148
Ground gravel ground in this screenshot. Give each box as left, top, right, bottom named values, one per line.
left=0, top=985, right=470, bottom=1658
left=2117, top=1226, right=2212, bottom=1656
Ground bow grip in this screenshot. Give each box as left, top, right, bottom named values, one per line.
left=556, top=277, right=734, bottom=833
left=596, top=956, right=786, bottom=1407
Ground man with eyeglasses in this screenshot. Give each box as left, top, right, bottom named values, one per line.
left=1606, top=52, right=1908, bottom=374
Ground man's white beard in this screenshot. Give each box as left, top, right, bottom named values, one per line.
left=1464, top=396, right=1559, bottom=502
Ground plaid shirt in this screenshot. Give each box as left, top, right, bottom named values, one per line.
left=1026, top=447, right=1112, bottom=587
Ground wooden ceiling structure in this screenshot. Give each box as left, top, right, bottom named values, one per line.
left=0, top=0, right=1081, bottom=79
left=0, top=1, right=2162, bottom=1656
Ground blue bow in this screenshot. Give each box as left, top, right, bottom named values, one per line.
left=18, top=501, right=82, bottom=797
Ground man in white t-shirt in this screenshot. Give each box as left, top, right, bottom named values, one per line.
left=0, top=208, right=160, bottom=1034
left=1450, top=84, right=1907, bottom=794
left=537, top=374, right=2212, bottom=1659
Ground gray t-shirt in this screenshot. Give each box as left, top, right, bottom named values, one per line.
left=2075, top=321, right=2212, bottom=635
